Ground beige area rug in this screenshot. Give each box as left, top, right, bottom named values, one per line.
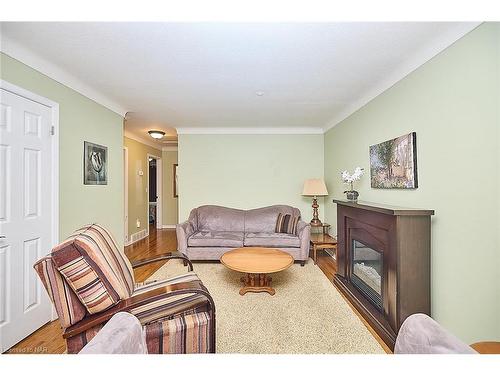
left=147, top=260, right=385, bottom=354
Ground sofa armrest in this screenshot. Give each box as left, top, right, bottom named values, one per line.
left=79, top=312, right=147, bottom=354
left=394, top=313, right=478, bottom=354
left=296, top=220, right=311, bottom=261
left=176, top=221, right=196, bottom=255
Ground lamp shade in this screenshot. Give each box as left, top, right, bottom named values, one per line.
left=302, top=179, right=328, bottom=196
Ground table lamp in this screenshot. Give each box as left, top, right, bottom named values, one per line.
left=302, top=179, right=329, bottom=226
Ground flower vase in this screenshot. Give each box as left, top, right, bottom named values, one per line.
left=344, top=182, right=359, bottom=201
left=345, top=190, right=359, bottom=201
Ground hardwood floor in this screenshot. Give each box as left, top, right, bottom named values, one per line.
left=5, top=321, right=65, bottom=354
left=315, top=249, right=392, bottom=353
left=7, top=227, right=390, bottom=354
left=125, top=225, right=178, bottom=281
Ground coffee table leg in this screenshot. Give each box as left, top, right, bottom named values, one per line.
left=239, top=273, right=275, bottom=295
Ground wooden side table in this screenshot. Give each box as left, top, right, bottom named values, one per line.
left=470, top=341, right=500, bottom=354
left=310, top=223, right=331, bottom=235
left=310, top=233, right=337, bottom=265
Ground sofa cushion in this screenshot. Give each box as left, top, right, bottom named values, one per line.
left=188, top=231, right=244, bottom=247
left=196, top=205, right=245, bottom=232
left=245, top=205, right=301, bottom=233
left=244, top=232, right=301, bottom=248
left=275, top=213, right=299, bottom=235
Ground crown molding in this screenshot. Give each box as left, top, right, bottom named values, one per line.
left=123, top=130, right=164, bottom=150
left=1, top=35, right=128, bottom=117
left=323, top=22, right=482, bottom=132
left=162, top=146, right=178, bottom=152
left=176, top=127, right=324, bottom=135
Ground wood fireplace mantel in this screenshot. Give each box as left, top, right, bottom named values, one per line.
left=333, top=199, right=434, bottom=350
left=332, top=199, right=435, bottom=216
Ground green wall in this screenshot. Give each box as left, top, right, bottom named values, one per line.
left=324, top=23, right=500, bottom=343
left=1, top=53, right=125, bottom=248
left=123, top=137, right=161, bottom=238
left=162, top=150, right=178, bottom=226
left=178, top=134, right=324, bottom=222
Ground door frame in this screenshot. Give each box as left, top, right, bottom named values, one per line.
left=146, top=153, right=162, bottom=232
left=0, top=79, right=60, bottom=321
left=123, top=146, right=129, bottom=245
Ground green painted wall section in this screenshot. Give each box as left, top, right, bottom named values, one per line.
left=1, top=52, right=125, bottom=248
left=178, top=134, right=324, bottom=222
left=162, top=150, right=178, bottom=225
left=123, top=137, right=161, bottom=237
left=324, top=23, right=500, bottom=343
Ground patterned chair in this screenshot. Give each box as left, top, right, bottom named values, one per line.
left=33, top=224, right=216, bottom=354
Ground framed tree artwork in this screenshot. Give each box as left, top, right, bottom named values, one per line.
left=369, top=132, right=418, bottom=189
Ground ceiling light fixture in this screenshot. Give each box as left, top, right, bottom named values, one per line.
left=148, top=130, right=165, bottom=139
left=255, top=91, right=264, bottom=96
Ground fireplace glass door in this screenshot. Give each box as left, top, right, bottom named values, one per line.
left=351, top=240, right=383, bottom=310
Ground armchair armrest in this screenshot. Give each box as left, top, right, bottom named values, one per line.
left=394, top=313, right=477, bottom=354
left=63, top=279, right=215, bottom=340
left=131, top=251, right=193, bottom=272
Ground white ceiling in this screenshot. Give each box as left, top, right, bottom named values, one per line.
left=1, top=22, right=479, bottom=134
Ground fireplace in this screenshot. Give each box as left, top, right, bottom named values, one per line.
left=351, top=240, right=383, bottom=310
left=333, top=199, right=434, bottom=350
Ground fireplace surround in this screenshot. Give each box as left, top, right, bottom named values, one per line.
left=333, top=199, right=434, bottom=350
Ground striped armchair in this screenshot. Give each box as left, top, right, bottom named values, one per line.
left=33, top=224, right=216, bottom=354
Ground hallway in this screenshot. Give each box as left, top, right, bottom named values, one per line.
left=125, top=225, right=177, bottom=281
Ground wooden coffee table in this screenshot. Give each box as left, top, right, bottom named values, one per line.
left=220, top=247, right=294, bottom=296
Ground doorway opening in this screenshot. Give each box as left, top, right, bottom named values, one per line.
left=123, top=146, right=129, bottom=245
left=147, top=154, right=162, bottom=234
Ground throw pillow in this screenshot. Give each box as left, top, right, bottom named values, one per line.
left=51, top=245, right=121, bottom=315
left=275, top=213, right=299, bottom=235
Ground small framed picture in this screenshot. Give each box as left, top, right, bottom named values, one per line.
left=84, top=141, right=108, bottom=185
left=173, top=164, right=179, bottom=198
left=173, top=163, right=178, bottom=197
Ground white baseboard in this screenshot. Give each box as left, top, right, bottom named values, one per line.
left=125, top=229, right=148, bottom=246
left=162, top=224, right=177, bottom=229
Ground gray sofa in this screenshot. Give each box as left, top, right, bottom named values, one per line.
left=176, top=205, right=311, bottom=264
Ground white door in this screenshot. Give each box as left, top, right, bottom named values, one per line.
left=0, top=87, right=54, bottom=352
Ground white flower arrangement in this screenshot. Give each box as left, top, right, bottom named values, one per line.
left=341, top=167, right=364, bottom=185
left=341, top=167, right=364, bottom=200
